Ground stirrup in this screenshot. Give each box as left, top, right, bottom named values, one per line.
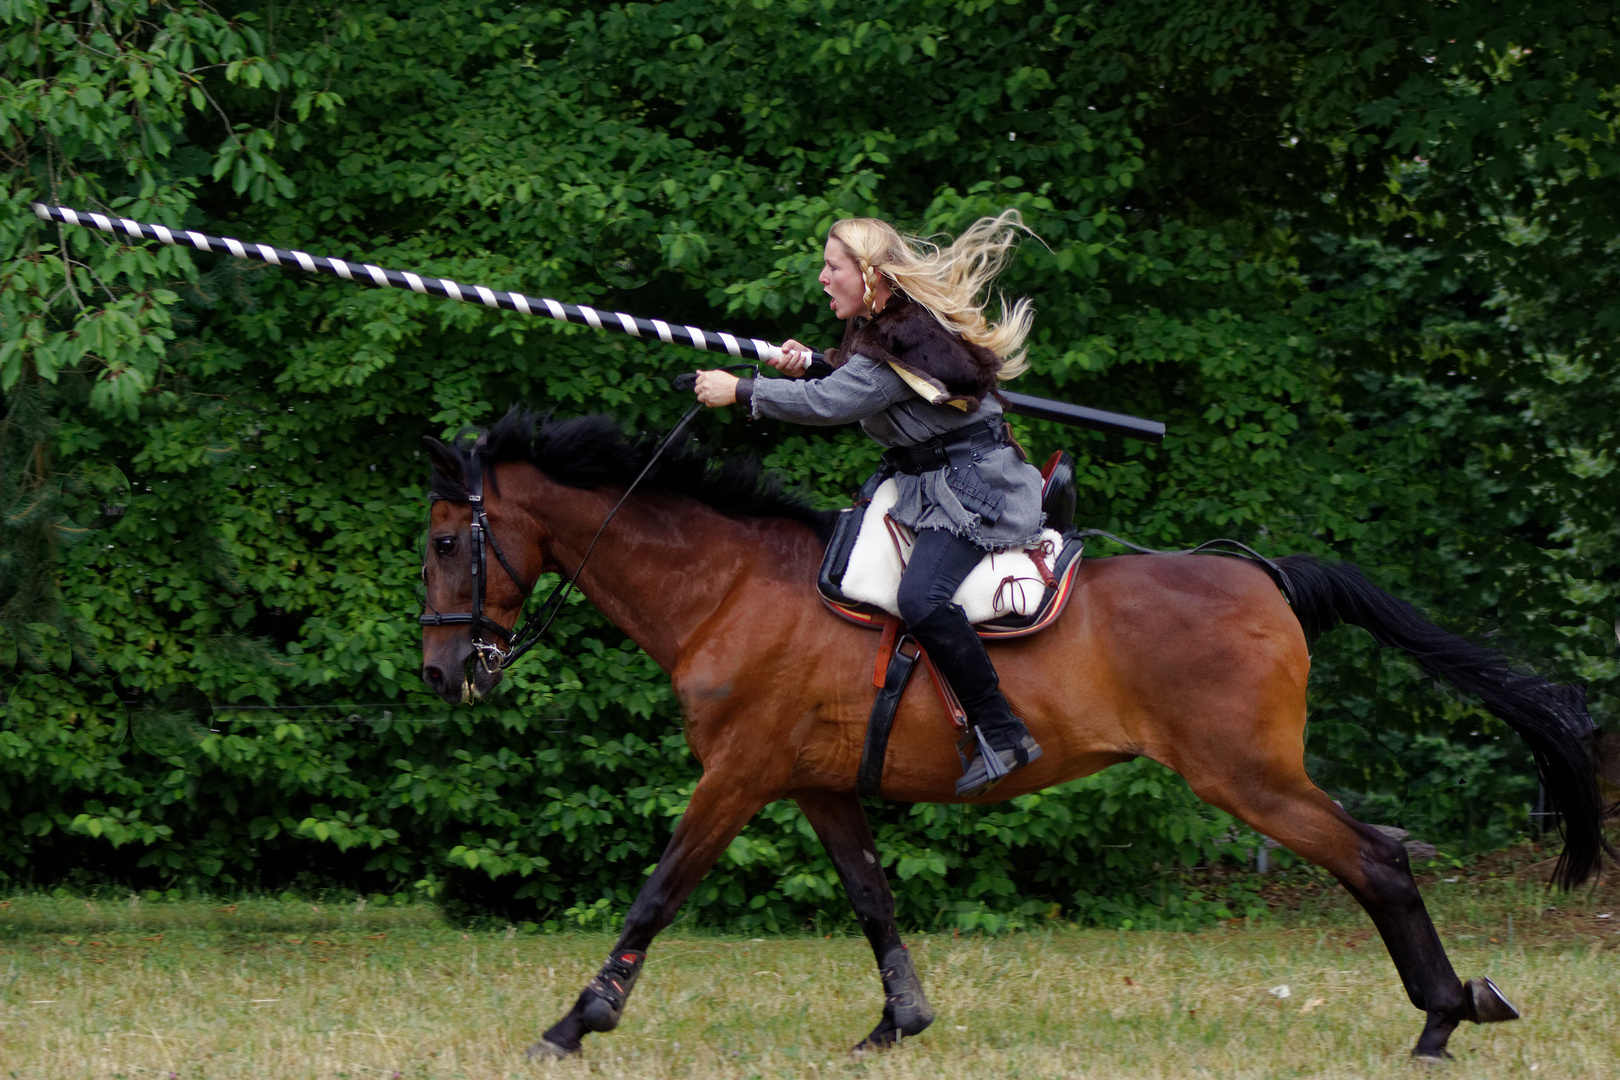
left=955, top=729, right=1041, bottom=797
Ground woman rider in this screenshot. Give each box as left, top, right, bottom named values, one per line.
left=692, top=211, right=1046, bottom=797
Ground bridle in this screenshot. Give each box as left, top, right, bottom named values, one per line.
left=417, top=368, right=751, bottom=674
left=418, top=451, right=538, bottom=672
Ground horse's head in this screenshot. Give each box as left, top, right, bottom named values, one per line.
left=418, top=436, right=544, bottom=704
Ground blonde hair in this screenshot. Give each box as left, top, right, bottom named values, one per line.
left=828, top=210, right=1036, bottom=380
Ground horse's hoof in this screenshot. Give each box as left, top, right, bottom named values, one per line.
left=850, top=1009, right=932, bottom=1054
left=1465, top=976, right=1520, bottom=1023
left=850, top=1035, right=883, bottom=1055
left=850, top=1026, right=902, bottom=1055
left=526, top=1037, right=576, bottom=1060
left=1410, top=1052, right=1451, bottom=1068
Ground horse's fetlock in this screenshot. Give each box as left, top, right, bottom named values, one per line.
left=878, top=944, right=934, bottom=1035
left=581, top=948, right=647, bottom=1033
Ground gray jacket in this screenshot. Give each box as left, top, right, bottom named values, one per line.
left=743, top=354, right=1046, bottom=550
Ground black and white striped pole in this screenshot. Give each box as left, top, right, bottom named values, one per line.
left=30, top=203, right=1165, bottom=441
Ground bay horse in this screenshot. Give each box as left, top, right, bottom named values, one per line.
left=418, top=408, right=1610, bottom=1062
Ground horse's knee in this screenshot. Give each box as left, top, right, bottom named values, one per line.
left=614, top=877, right=684, bottom=949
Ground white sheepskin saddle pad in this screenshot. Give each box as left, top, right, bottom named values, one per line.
left=837, top=478, right=1066, bottom=624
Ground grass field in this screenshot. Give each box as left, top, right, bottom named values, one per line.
left=1, top=850, right=1615, bottom=1080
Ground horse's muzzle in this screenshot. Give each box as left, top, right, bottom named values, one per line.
left=421, top=642, right=504, bottom=704
left=421, top=660, right=460, bottom=703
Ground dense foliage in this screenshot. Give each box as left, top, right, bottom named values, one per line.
left=3, top=0, right=1616, bottom=930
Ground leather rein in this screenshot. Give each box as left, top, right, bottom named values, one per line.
left=417, top=369, right=749, bottom=673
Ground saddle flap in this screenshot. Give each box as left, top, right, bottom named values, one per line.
left=818, top=505, right=865, bottom=603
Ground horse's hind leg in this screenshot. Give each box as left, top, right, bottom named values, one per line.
left=531, top=776, right=767, bottom=1059
left=796, top=794, right=935, bottom=1051
left=1183, top=767, right=1495, bottom=1059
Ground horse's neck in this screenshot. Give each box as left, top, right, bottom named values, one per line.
left=522, top=480, right=791, bottom=671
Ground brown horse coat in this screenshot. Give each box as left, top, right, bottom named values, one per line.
left=419, top=411, right=1606, bottom=1062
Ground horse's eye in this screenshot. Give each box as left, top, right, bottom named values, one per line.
left=434, top=536, right=456, bottom=555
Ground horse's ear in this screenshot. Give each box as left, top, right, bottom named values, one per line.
left=422, top=436, right=464, bottom=485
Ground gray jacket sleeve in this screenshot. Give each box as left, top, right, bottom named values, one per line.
left=746, top=355, right=914, bottom=426
left=743, top=352, right=1047, bottom=550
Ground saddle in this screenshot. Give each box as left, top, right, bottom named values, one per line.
left=817, top=452, right=1084, bottom=797
left=818, top=450, right=1085, bottom=638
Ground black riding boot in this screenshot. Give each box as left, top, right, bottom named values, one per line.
left=907, top=603, right=1042, bottom=797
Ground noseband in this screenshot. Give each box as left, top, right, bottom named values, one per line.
left=417, top=370, right=750, bottom=674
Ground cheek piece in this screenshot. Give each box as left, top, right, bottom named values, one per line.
left=419, top=453, right=531, bottom=673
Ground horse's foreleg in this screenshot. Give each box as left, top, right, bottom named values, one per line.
left=1185, top=768, right=1486, bottom=1059
left=531, top=777, right=767, bottom=1059
left=797, top=794, right=935, bottom=1051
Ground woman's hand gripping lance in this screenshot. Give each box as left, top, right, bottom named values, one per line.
left=694, top=339, right=811, bottom=407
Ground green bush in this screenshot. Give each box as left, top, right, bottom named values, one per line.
left=4, top=1, right=1616, bottom=930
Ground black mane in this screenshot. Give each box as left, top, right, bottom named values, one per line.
left=430, top=407, right=837, bottom=541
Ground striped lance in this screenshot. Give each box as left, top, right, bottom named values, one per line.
left=30, top=202, right=1166, bottom=441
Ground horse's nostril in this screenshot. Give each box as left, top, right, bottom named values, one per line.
left=422, top=665, right=445, bottom=687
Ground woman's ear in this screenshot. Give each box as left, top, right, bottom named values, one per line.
left=871, top=270, right=895, bottom=313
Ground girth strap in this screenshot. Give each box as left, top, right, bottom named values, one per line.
left=858, top=635, right=921, bottom=799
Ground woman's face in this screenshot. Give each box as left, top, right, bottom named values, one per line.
left=819, top=237, right=867, bottom=320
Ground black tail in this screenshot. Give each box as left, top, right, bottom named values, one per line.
left=1277, top=554, right=1614, bottom=889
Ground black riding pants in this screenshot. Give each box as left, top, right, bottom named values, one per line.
left=895, top=528, right=985, bottom=626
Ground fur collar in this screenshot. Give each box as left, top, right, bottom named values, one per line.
left=826, top=293, right=1003, bottom=410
